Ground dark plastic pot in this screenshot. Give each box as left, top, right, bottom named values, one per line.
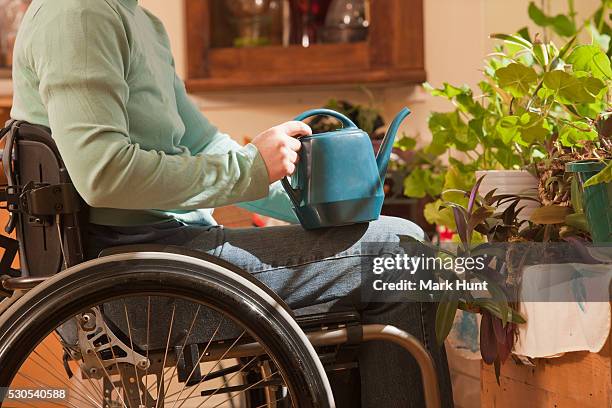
left=566, top=160, right=612, bottom=243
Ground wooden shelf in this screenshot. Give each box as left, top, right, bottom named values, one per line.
left=184, top=0, right=425, bottom=91
left=186, top=67, right=426, bottom=92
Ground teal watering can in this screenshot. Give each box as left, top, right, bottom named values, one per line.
left=282, top=107, right=412, bottom=229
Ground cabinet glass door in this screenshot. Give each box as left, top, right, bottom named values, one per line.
left=209, top=0, right=370, bottom=49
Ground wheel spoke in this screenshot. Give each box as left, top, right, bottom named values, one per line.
left=210, top=370, right=279, bottom=408
left=99, top=318, right=131, bottom=408
left=255, top=397, right=286, bottom=408
left=155, top=300, right=177, bottom=408
left=175, top=331, right=246, bottom=408
left=161, top=305, right=201, bottom=402
left=28, top=349, right=102, bottom=408
left=15, top=371, right=94, bottom=408
left=146, top=367, right=172, bottom=393
left=50, top=333, right=105, bottom=404
left=196, top=356, right=258, bottom=407
left=6, top=284, right=307, bottom=408
left=5, top=400, right=40, bottom=408
left=89, top=333, right=129, bottom=408
left=168, top=319, right=223, bottom=408
left=123, top=299, right=145, bottom=408
left=145, top=296, right=151, bottom=408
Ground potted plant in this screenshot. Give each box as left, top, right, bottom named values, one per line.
left=565, top=158, right=611, bottom=242
left=397, top=0, right=611, bottom=240
left=393, top=0, right=612, bottom=386
left=407, top=177, right=530, bottom=380
left=564, top=112, right=612, bottom=242
left=426, top=170, right=604, bottom=380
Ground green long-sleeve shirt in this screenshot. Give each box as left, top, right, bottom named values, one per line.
left=11, top=0, right=298, bottom=226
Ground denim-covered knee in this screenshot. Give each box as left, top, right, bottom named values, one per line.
left=365, top=216, right=426, bottom=243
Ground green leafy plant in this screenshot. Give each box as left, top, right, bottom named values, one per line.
left=395, top=1, right=611, bottom=378
left=397, top=0, right=612, bottom=232
left=426, top=169, right=603, bottom=380
left=409, top=177, right=528, bottom=381
left=426, top=176, right=594, bottom=379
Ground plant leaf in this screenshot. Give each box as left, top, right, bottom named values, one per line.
left=468, top=176, right=486, bottom=214
left=565, top=213, right=590, bottom=232
left=480, top=313, right=498, bottom=364
left=520, top=121, right=550, bottom=144
left=492, top=315, right=506, bottom=345
left=542, top=71, right=593, bottom=103
left=488, top=280, right=510, bottom=326
left=474, top=299, right=527, bottom=324
left=558, top=35, right=578, bottom=60
left=443, top=166, right=474, bottom=203
left=468, top=206, right=495, bottom=234
left=496, top=63, right=538, bottom=98
left=550, top=14, right=576, bottom=37
left=528, top=2, right=549, bottom=27
left=394, top=135, right=417, bottom=151
left=404, top=168, right=428, bottom=198
left=559, top=122, right=598, bottom=147
left=452, top=205, right=469, bottom=247
left=500, top=324, right=515, bottom=362
left=424, top=201, right=456, bottom=229
left=517, top=27, right=531, bottom=43
left=530, top=205, right=572, bottom=225
left=494, top=359, right=502, bottom=385
left=435, top=293, right=459, bottom=345
left=567, top=45, right=612, bottom=80
left=490, top=33, right=533, bottom=50
left=584, top=161, right=612, bottom=187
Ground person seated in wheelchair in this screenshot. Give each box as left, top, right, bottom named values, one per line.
left=7, top=0, right=453, bottom=407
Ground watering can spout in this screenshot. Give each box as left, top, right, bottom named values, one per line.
left=376, top=107, right=412, bottom=181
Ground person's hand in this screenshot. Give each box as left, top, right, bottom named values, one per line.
left=251, top=121, right=311, bottom=183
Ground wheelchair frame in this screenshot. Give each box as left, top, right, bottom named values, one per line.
left=0, top=120, right=442, bottom=408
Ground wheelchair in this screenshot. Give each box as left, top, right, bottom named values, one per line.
left=0, top=121, right=441, bottom=408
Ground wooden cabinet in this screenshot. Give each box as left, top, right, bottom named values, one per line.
left=184, top=0, right=425, bottom=91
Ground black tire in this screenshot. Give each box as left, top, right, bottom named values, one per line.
left=0, top=252, right=334, bottom=408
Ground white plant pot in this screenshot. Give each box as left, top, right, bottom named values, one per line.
left=475, top=170, right=540, bottom=220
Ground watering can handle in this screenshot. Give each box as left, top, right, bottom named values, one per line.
left=281, top=109, right=359, bottom=207
left=294, top=109, right=358, bottom=129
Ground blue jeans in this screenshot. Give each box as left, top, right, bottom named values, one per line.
left=87, top=216, right=453, bottom=408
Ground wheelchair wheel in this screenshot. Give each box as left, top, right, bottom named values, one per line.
left=0, top=252, right=334, bottom=408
